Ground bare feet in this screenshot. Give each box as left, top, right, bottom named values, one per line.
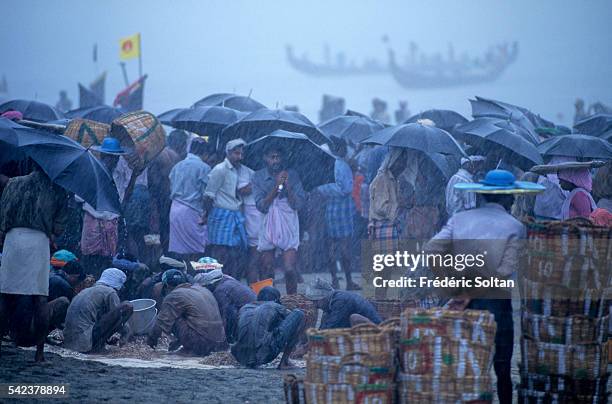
left=34, top=347, right=45, bottom=363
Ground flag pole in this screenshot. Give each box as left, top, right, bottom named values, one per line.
left=120, top=62, right=130, bottom=87
left=138, top=33, right=143, bottom=79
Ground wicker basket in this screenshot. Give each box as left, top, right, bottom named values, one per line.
left=111, top=111, right=166, bottom=169
left=521, top=338, right=608, bottom=379
left=307, top=324, right=394, bottom=357
left=519, top=369, right=609, bottom=396
left=303, top=382, right=394, bottom=404
left=400, top=336, right=495, bottom=378
left=520, top=277, right=612, bottom=318
left=398, top=388, right=493, bottom=404
left=367, top=299, right=419, bottom=320
left=284, top=374, right=306, bottom=404
left=398, top=372, right=492, bottom=396
left=400, top=308, right=497, bottom=346
left=517, top=387, right=609, bottom=404
left=305, top=353, right=395, bottom=385
left=281, top=294, right=318, bottom=330
left=64, top=118, right=110, bottom=147
left=522, top=312, right=609, bottom=344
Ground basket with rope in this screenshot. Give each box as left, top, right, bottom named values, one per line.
left=305, top=352, right=395, bottom=385
left=307, top=324, right=394, bottom=357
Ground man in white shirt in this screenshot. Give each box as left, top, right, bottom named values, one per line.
left=445, top=155, right=484, bottom=216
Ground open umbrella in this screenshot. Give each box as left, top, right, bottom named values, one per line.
left=454, top=117, right=537, bottom=146
left=193, top=93, right=266, bottom=112
left=573, top=114, right=612, bottom=137
left=222, top=109, right=328, bottom=145
left=469, top=96, right=539, bottom=143
left=404, top=109, right=468, bottom=132
left=162, top=106, right=246, bottom=143
left=0, top=118, right=120, bottom=213
left=158, top=108, right=185, bottom=125
left=453, top=118, right=543, bottom=169
left=361, top=123, right=467, bottom=158
left=244, top=129, right=335, bottom=191
left=0, top=99, right=64, bottom=122
left=537, top=134, right=612, bottom=160
left=65, top=105, right=125, bottom=124
left=318, top=115, right=384, bottom=144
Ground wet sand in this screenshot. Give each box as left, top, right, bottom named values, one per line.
left=0, top=344, right=304, bottom=403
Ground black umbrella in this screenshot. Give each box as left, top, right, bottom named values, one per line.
left=244, top=129, right=335, bottom=191
left=65, top=105, right=125, bottom=124
left=222, top=109, right=328, bottom=145
left=454, top=118, right=543, bottom=169
left=404, top=109, right=468, bottom=132
left=537, top=134, right=612, bottom=160
left=0, top=99, right=64, bottom=122
left=573, top=114, right=612, bottom=137
left=162, top=106, right=246, bottom=140
left=361, top=123, right=467, bottom=158
left=193, top=93, right=266, bottom=112
left=158, top=108, right=185, bottom=125
left=0, top=118, right=121, bottom=213
left=454, top=117, right=537, bottom=146
left=319, top=115, right=384, bottom=144
left=469, top=96, right=539, bottom=143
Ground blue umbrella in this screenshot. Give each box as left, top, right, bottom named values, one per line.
left=537, top=134, right=612, bottom=160
left=158, top=108, right=185, bottom=125
left=469, top=96, right=539, bottom=143
left=318, top=115, right=384, bottom=143
left=193, top=93, right=266, bottom=112
left=162, top=106, right=246, bottom=137
left=0, top=99, right=64, bottom=122
left=573, top=114, right=612, bottom=137
left=222, top=108, right=328, bottom=145
left=0, top=118, right=120, bottom=213
left=404, top=109, right=468, bottom=132
left=361, top=123, right=467, bottom=158
left=65, top=105, right=125, bottom=124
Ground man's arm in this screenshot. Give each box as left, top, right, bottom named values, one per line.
left=286, top=171, right=306, bottom=211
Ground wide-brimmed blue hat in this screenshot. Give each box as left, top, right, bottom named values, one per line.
left=454, top=169, right=545, bottom=194
left=91, top=137, right=128, bottom=155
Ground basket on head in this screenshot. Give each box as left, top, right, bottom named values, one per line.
left=111, top=111, right=166, bottom=169
left=64, top=118, right=110, bottom=148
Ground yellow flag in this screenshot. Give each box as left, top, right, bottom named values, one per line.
left=119, top=33, right=140, bottom=60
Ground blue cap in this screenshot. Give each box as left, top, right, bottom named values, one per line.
left=91, top=137, right=128, bottom=155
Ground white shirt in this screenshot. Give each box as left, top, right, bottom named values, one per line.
left=445, top=168, right=477, bottom=216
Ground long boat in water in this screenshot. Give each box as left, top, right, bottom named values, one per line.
left=388, top=42, right=518, bottom=89
left=286, top=45, right=387, bottom=76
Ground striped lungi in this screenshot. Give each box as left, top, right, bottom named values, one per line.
left=371, top=220, right=400, bottom=253
left=0, top=227, right=50, bottom=296
left=325, top=196, right=355, bottom=239
left=207, top=207, right=247, bottom=248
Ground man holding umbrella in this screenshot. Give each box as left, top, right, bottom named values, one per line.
left=0, top=163, right=70, bottom=362
left=252, top=144, right=306, bottom=295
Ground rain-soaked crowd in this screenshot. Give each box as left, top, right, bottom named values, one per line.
left=0, top=103, right=611, bottom=404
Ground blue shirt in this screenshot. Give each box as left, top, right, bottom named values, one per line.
left=169, top=154, right=211, bottom=213
left=317, top=158, right=353, bottom=199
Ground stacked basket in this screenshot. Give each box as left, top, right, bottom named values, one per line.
left=519, top=220, right=612, bottom=403
left=303, top=323, right=397, bottom=404
left=397, top=308, right=497, bottom=403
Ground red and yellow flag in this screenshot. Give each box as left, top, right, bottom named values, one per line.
left=119, top=33, right=140, bottom=60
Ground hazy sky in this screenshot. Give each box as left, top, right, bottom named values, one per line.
left=2, top=0, right=611, bottom=125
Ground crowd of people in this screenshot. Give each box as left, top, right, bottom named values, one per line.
left=0, top=105, right=610, bottom=403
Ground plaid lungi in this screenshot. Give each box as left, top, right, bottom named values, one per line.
left=325, top=196, right=355, bottom=239
left=371, top=220, right=400, bottom=253
left=207, top=207, right=247, bottom=248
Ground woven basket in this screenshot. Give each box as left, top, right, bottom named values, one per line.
left=111, top=111, right=166, bottom=169
left=398, top=388, right=493, bottom=404
left=284, top=374, right=306, bottom=404
left=523, top=220, right=612, bottom=289
left=303, top=382, right=394, bottom=404
left=522, top=312, right=609, bottom=344
left=307, top=324, right=394, bottom=357
left=367, top=299, right=419, bottom=320
left=281, top=294, right=318, bottom=330
left=64, top=118, right=110, bottom=147
left=400, top=308, right=497, bottom=346
left=398, top=372, right=492, bottom=396
left=519, top=368, right=609, bottom=396
left=521, top=338, right=608, bottom=378
left=400, top=336, right=495, bottom=378
left=517, top=387, right=608, bottom=404
left=305, top=353, right=395, bottom=385
left=520, top=277, right=612, bottom=318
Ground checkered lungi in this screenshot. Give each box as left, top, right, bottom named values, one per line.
left=207, top=207, right=247, bottom=248
left=325, top=196, right=355, bottom=239
left=371, top=219, right=400, bottom=253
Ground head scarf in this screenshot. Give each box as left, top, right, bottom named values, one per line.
left=194, top=269, right=224, bottom=286
left=257, top=286, right=281, bottom=303
left=225, top=138, right=246, bottom=154
left=590, top=208, right=612, bottom=227
left=545, top=156, right=576, bottom=183
left=162, top=269, right=187, bottom=287
left=558, top=167, right=593, bottom=192
left=97, top=268, right=127, bottom=290
left=50, top=249, right=78, bottom=268
left=1, top=110, right=23, bottom=121
left=305, top=277, right=334, bottom=301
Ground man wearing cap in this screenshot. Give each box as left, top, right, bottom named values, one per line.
left=445, top=155, right=485, bottom=216
left=147, top=276, right=226, bottom=356
left=251, top=144, right=306, bottom=294
left=231, top=286, right=305, bottom=369
left=305, top=278, right=381, bottom=329
left=425, top=169, right=544, bottom=404
left=63, top=268, right=134, bottom=353
left=194, top=269, right=256, bottom=342
left=203, top=139, right=249, bottom=274
left=0, top=162, right=70, bottom=362
left=168, top=138, right=214, bottom=261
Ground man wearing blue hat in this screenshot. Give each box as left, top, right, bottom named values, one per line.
left=426, top=169, right=544, bottom=404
